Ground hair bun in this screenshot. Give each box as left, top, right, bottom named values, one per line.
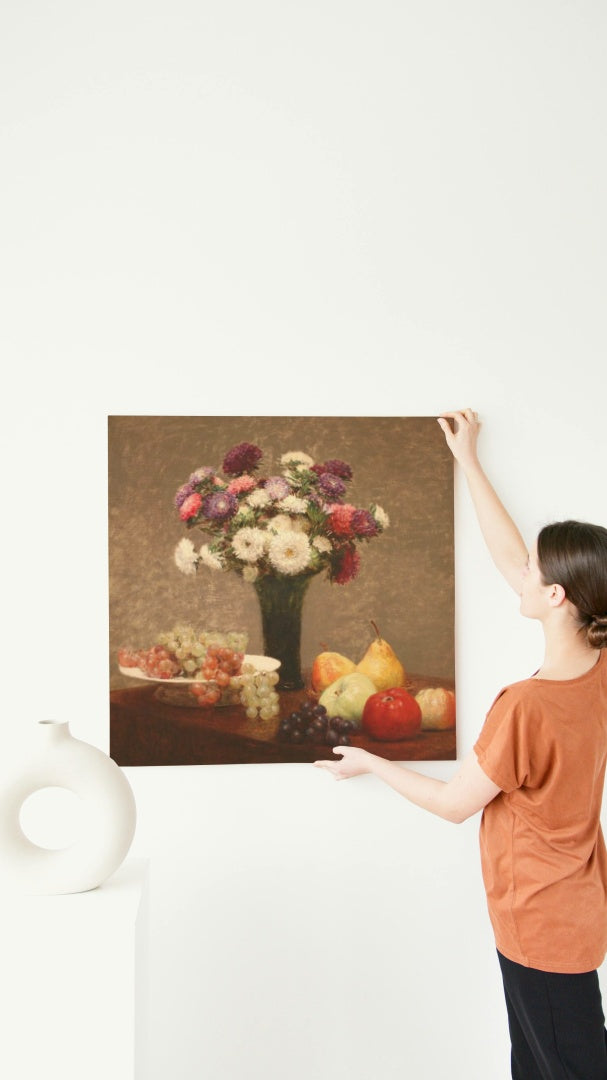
left=588, top=614, right=607, bottom=649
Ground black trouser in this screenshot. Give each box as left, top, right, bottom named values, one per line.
left=498, top=951, right=607, bottom=1079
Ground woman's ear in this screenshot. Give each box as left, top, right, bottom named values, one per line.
left=547, top=582, right=567, bottom=608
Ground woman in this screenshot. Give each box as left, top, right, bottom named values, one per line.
left=314, top=407, right=607, bottom=1080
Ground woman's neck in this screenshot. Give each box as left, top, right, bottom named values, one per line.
left=535, top=621, right=600, bottom=680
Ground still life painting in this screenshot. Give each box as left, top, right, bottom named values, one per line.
left=109, top=416, right=456, bottom=766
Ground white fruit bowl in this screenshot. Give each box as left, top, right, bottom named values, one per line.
left=119, top=653, right=280, bottom=685
left=118, top=654, right=281, bottom=708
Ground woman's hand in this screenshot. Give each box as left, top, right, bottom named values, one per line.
left=437, top=408, right=481, bottom=471
left=313, top=745, right=376, bottom=780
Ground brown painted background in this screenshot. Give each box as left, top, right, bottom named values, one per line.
left=108, top=416, right=454, bottom=690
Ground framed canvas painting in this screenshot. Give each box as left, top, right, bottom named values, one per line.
left=109, top=416, right=456, bottom=765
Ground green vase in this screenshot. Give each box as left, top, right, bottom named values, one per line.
left=253, top=574, right=312, bottom=690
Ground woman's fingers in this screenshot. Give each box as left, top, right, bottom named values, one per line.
left=439, top=408, right=478, bottom=424
left=314, top=761, right=343, bottom=779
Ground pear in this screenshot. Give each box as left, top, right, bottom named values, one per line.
left=355, top=621, right=406, bottom=691
left=311, top=650, right=356, bottom=693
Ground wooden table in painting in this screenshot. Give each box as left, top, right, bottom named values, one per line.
left=110, top=675, right=456, bottom=766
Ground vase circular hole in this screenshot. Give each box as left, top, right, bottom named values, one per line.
left=19, top=786, right=85, bottom=851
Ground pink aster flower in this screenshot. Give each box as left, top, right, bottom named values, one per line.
left=179, top=492, right=203, bottom=521
left=327, top=503, right=357, bottom=537
left=264, top=475, right=291, bottom=500
left=227, top=475, right=257, bottom=495
left=332, top=546, right=361, bottom=585
left=223, top=442, right=263, bottom=476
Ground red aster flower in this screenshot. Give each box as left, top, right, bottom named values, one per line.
left=332, top=546, right=361, bottom=585
left=327, top=503, right=357, bottom=537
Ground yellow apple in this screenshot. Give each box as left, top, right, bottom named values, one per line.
left=415, top=687, right=456, bottom=730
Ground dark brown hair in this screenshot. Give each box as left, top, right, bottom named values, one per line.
left=537, top=520, right=607, bottom=649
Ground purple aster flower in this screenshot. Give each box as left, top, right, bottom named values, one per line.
left=322, top=459, right=352, bottom=481
left=175, top=482, right=196, bottom=509
left=189, top=466, right=215, bottom=484
left=318, top=473, right=347, bottom=500
left=264, top=475, right=291, bottom=500
left=202, top=491, right=239, bottom=521
left=351, top=509, right=380, bottom=537
left=223, top=442, right=263, bottom=476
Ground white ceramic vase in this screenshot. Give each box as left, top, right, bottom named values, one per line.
left=0, top=720, right=137, bottom=895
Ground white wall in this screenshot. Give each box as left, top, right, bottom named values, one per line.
left=2, top=2, right=606, bottom=1078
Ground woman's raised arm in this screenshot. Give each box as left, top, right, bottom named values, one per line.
left=437, top=408, right=528, bottom=594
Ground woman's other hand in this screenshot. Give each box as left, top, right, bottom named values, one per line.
left=437, top=408, right=481, bottom=471
left=314, top=745, right=375, bottom=780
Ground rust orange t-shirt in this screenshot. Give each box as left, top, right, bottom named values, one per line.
left=474, top=649, right=607, bottom=973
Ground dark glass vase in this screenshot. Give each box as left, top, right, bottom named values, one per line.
left=253, top=574, right=313, bottom=690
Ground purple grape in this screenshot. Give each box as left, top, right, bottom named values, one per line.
left=336, top=718, right=355, bottom=734
left=310, top=716, right=328, bottom=733
left=325, top=729, right=340, bottom=746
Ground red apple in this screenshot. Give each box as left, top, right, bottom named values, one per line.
left=362, top=688, right=422, bottom=741
left=415, top=687, right=456, bottom=730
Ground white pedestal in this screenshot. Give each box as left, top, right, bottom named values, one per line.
left=0, top=858, right=150, bottom=1080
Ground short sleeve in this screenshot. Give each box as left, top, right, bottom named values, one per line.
left=474, top=687, right=531, bottom=793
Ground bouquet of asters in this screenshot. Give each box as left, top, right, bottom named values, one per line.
left=173, top=440, right=389, bottom=586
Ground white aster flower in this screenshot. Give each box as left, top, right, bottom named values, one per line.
left=267, top=513, right=308, bottom=535
left=268, top=531, right=312, bottom=575
left=312, top=536, right=332, bottom=554
left=198, top=543, right=224, bottom=571
left=247, top=489, right=270, bottom=508
left=373, top=505, right=390, bottom=529
left=242, top=565, right=259, bottom=583
left=277, top=495, right=308, bottom=514
left=231, top=527, right=266, bottom=564
left=174, top=537, right=199, bottom=576
left=280, top=450, right=315, bottom=469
